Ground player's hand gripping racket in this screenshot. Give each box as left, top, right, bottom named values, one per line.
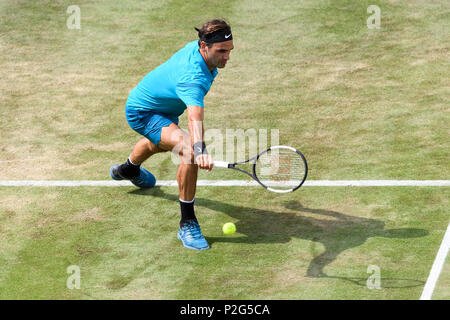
left=213, top=145, right=308, bottom=193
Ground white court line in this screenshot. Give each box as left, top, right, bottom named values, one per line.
left=0, top=180, right=449, bottom=187
left=420, top=223, right=450, bottom=300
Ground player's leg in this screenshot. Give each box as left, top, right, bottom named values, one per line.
left=129, top=137, right=160, bottom=165
left=111, top=137, right=162, bottom=184
left=110, top=108, right=170, bottom=187
left=158, top=123, right=209, bottom=250
left=158, top=123, right=198, bottom=203
left=176, top=162, right=198, bottom=202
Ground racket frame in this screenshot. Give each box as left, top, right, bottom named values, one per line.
left=213, top=145, right=308, bottom=193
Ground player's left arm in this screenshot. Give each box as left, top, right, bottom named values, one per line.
left=187, top=105, right=213, bottom=171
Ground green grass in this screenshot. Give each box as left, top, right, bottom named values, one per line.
left=0, top=0, right=449, bottom=299
left=432, top=255, right=450, bottom=300
left=0, top=186, right=448, bottom=299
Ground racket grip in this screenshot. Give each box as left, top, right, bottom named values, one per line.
left=213, top=161, right=230, bottom=168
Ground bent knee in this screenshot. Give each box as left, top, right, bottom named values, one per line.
left=176, top=144, right=195, bottom=164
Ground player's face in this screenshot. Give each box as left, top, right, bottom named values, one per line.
left=202, top=40, right=234, bottom=69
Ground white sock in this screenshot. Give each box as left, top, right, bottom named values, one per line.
left=179, top=197, right=195, bottom=203
left=128, top=157, right=140, bottom=166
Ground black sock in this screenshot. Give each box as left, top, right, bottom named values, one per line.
left=179, top=199, right=197, bottom=227
left=118, top=158, right=140, bottom=179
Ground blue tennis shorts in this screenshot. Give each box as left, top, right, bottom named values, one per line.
left=125, top=105, right=179, bottom=146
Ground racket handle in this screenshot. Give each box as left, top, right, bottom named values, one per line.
left=213, top=161, right=230, bottom=168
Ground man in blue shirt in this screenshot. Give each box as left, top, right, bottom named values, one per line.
left=110, top=19, right=234, bottom=250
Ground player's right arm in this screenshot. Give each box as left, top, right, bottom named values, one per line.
left=187, top=105, right=213, bottom=172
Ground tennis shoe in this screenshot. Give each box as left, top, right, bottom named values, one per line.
left=177, top=221, right=210, bottom=250
left=110, top=164, right=156, bottom=188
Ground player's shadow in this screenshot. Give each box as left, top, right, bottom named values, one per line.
left=130, top=188, right=428, bottom=287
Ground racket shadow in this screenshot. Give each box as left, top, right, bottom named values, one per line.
left=130, top=188, right=428, bottom=285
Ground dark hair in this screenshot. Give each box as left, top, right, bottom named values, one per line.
left=196, top=19, right=231, bottom=47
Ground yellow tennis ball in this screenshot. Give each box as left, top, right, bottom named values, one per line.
left=222, top=222, right=236, bottom=235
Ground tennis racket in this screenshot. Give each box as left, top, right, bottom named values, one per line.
left=213, top=145, right=308, bottom=193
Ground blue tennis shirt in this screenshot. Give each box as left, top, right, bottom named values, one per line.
left=126, top=41, right=218, bottom=118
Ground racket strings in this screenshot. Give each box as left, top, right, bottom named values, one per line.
left=255, top=148, right=306, bottom=190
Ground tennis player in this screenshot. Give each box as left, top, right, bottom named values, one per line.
left=110, top=19, right=234, bottom=250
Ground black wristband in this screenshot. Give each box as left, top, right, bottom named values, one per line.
left=193, top=141, right=207, bottom=158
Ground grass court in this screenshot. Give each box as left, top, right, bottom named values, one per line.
left=0, top=0, right=448, bottom=299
